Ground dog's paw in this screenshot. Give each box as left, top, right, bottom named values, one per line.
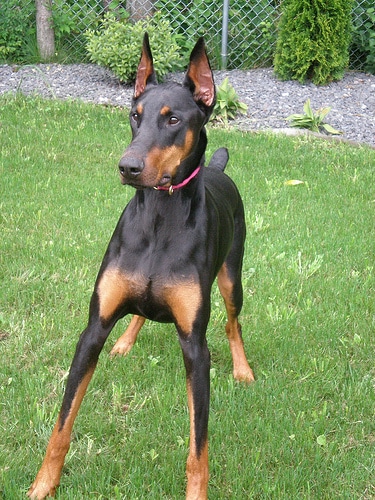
left=233, top=367, right=255, bottom=384
left=27, top=479, right=57, bottom=500
left=110, top=339, right=134, bottom=357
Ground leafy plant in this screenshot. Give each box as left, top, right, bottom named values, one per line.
left=53, top=0, right=113, bottom=62
left=286, top=99, right=341, bottom=135
left=0, top=0, right=36, bottom=63
left=274, top=0, right=353, bottom=84
left=85, top=11, right=182, bottom=83
left=211, top=77, right=248, bottom=124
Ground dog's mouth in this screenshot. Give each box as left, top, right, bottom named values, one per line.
left=119, top=153, right=179, bottom=190
left=154, top=174, right=172, bottom=188
left=120, top=171, right=173, bottom=190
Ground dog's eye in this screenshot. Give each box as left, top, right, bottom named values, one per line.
left=131, top=112, right=140, bottom=123
left=168, top=116, right=180, bottom=125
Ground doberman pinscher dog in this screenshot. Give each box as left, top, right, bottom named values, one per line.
left=27, top=34, right=254, bottom=500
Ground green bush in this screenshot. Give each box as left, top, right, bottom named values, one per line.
left=351, top=1, right=375, bottom=74
left=85, top=12, right=182, bottom=83
left=52, top=0, right=109, bottom=62
left=274, top=0, right=353, bottom=85
left=0, top=0, right=35, bottom=63
left=0, top=0, right=106, bottom=64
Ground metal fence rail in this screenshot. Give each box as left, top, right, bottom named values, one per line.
left=1, top=0, right=372, bottom=71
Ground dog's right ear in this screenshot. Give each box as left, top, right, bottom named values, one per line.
left=134, top=33, right=157, bottom=99
left=183, top=37, right=215, bottom=110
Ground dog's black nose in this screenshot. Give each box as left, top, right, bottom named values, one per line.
left=119, top=156, right=144, bottom=178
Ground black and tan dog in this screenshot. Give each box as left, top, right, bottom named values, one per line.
left=28, top=34, right=254, bottom=500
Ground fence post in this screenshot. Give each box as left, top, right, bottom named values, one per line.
left=221, top=0, right=229, bottom=69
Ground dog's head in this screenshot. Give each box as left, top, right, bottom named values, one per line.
left=119, top=33, right=216, bottom=190
left=133, top=33, right=216, bottom=119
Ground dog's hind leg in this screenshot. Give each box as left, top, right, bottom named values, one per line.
left=110, top=314, right=145, bottom=357
left=217, top=206, right=254, bottom=383
left=218, top=261, right=254, bottom=383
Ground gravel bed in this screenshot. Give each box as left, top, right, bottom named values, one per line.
left=1, top=63, right=374, bottom=147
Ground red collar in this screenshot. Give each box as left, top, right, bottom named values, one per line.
left=155, top=166, right=201, bottom=195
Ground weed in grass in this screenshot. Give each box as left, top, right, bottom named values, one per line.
left=294, top=251, right=324, bottom=280
left=287, top=98, right=342, bottom=135
left=252, top=212, right=270, bottom=233
left=1, top=96, right=375, bottom=499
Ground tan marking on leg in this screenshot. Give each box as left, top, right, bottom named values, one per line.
left=27, top=367, right=95, bottom=500
left=217, top=264, right=255, bottom=383
left=185, top=380, right=209, bottom=500
left=110, top=315, right=145, bottom=357
left=225, top=319, right=255, bottom=383
left=163, top=280, right=202, bottom=333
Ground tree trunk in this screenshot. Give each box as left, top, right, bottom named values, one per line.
left=127, top=0, right=154, bottom=21
left=35, top=0, right=55, bottom=61
left=102, top=0, right=111, bottom=11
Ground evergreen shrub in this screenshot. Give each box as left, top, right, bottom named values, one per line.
left=274, top=0, right=353, bottom=84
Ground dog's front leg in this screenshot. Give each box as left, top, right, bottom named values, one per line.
left=164, top=281, right=210, bottom=499
left=27, top=318, right=114, bottom=500
left=178, top=329, right=210, bottom=500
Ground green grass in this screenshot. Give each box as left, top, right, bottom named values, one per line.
left=1, top=94, right=374, bottom=499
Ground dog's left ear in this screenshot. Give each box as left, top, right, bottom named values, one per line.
left=183, top=38, right=216, bottom=110
left=134, top=33, right=158, bottom=99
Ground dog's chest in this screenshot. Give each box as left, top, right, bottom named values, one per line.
left=97, top=265, right=200, bottom=322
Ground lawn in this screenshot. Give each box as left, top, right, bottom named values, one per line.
left=0, top=95, right=374, bottom=499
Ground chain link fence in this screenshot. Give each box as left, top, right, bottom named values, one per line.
left=1, top=0, right=373, bottom=71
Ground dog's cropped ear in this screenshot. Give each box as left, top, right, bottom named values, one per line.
left=134, top=33, right=158, bottom=99
left=183, top=38, right=215, bottom=110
